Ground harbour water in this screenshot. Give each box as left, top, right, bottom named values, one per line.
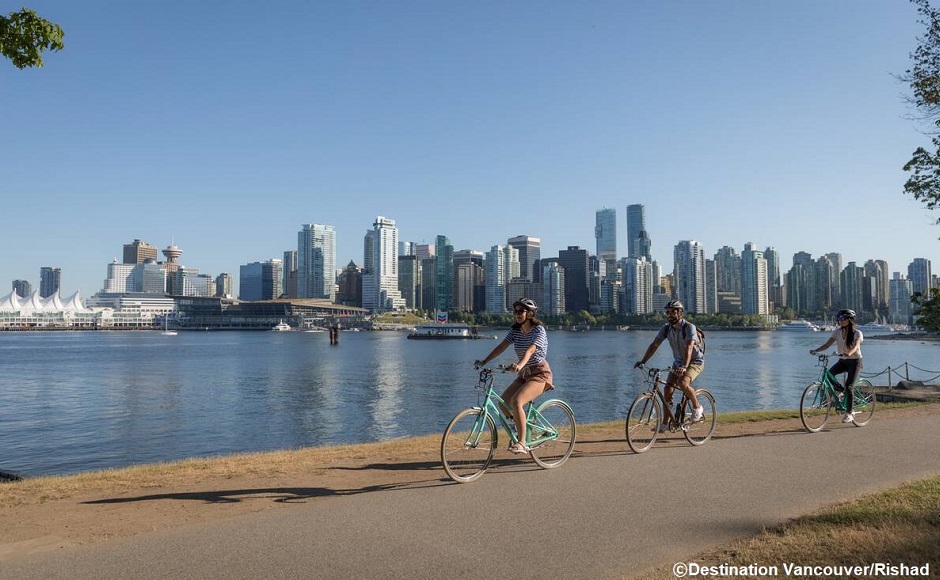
left=1, top=328, right=937, bottom=477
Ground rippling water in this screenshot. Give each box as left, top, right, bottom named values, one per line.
left=1, top=329, right=936, bottom=476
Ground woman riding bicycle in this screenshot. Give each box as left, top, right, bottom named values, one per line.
left=810, top=308, right=864, bottom=423
left=474, top=298, right=554, bottom=454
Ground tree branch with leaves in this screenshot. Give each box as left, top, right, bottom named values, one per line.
left=0, top=7, right=64, bottom=69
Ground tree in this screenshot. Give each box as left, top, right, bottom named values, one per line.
left=0, top=8, right=64, bottom=69
left=912, top=288, right=940, bottom=331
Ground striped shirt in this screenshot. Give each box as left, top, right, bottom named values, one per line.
left=503, top=324, right=548, bottom=367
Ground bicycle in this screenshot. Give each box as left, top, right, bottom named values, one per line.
left=799, top=353, right=876, bottom=432
left=625, top=364, right=717, bottom=453
left=440, top=365, right=577, bottom=483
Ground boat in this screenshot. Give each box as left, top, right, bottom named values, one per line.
left=272, top=320, right=292, bottom=332
left=776, top=319, right=820, bottom=332
left=407, top=323, right=492, bottom=339
left=858, top=322, right=892, bottom=333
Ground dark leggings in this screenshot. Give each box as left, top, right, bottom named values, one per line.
left=829, top=358, right=862, bottom=412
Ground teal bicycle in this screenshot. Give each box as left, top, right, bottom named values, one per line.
left=440, top=365, right=577, bottom=483
left=800, top=353, right=876, bottom=432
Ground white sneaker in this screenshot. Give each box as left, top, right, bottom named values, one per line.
left=650, top=422, right=669, bottom=433
left=691, top=406, right=705, bottom=422
left=842, top=413, right=855, bottom=423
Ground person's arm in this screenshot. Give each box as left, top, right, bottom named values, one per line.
left=676, top=340, right=695, bottom=374
left=842, top=331, right=862, bottom=358
left=475, top=340, right=510, bottom=367
left=810, top=336, right=835, bottom=355
left=510, top=344, right=538, bottom=372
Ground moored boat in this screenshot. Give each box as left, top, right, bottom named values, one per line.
left=407, top=323, right=492, bottom=339
left=272, top=320, right=292, bottom=331
left=776, top=319, right=820, bottom=332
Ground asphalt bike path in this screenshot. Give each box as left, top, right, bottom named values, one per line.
left=2, top=413, right=938, bottom=579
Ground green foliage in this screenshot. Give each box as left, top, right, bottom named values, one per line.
left=912, top=287, right=940, bottom=331
left=903, top=0, right=940, bottom=226
left=0, top=8, right=64, bottom=69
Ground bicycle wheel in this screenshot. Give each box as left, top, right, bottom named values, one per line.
left=800, top=381, right=832, bottom=433
left=529, top=400, right=576, bottom=469
left=682, top=389, right=717, bottom=446
left=850, top=379, right=876, bottom=427
left=626, top=393, right=661, bottom=453
left=441, top=408, right=497, bottom=483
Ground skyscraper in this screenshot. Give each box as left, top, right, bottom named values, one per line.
left=239, top=259, right=282, bottom=301
left=908, top=258, right=933, bottom=295
left=435, top=235, right=454, bottom=311
left=39, top=266, right=61, bottom=298
left=626, top=204, right=650, bottom=259
left=507, top=235, right=541, bottom=282
left=297, top=224, right=336, bottom=300
left=559, top=246, right=590, bottom=313
left=673, top=241, right=705, bottom=314
left=741, top=243, right=768, bottom=315
left=12, top=279, right=32, bottom=297
left=123, top=239, right=159, bottom=265
left=595, top=208, right=617, bottom=264
left=362, top=217, right=405, bottom=311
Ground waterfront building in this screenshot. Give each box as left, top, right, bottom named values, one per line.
left=540, top=259, right=566, bottom=316
left=39, top=266, right=61, bottom=298
left=825, top=252, right=843, bottom=307
left=674, top=241, right=706, bottom=314
left=454, top=261, right=484, bottom=312
left=434, top=235, right=454, bottom=311
left=764, top=246, right=781, bottom=312
left=908, top=258, right=933, bottom=295
left=599, top=278, right=620, bottom=314
left=123, top=239, right=159, bottom=265
left=362, top=217, right=405, bottom=312
left=103, top=261, right=136, bottom=293
left=485, top=244, right=519, bottom=313
left=840, top=262, right=865, bottom=314
left=215, top=273, right=233, bottom=298
left=814, top=255, right=836, bottom=312
left=558, top=246, right=590, bottom=313
left=398, top=254, right=420, bottom=309
left=161, top=242, right=183, bottom=294
left=890, top=273, right=913, bottom=325
left=714, top=246, right=741, bottom=297
left=1, top=289, right=97, bottom=329
left=704, top=258, right=717, bottom=314
left=101, top=259, right=167, bottom=295
left=741, top=243, right=769, bottom=316
left=297, top=224, right=336, bottom=301
left=239, top=259, right=282, bottom=301
left=336, top=261, right=362, bottom=307
left=595, top=208, right=617, bottom=271
left=507, top=235, right=541, bottom=282
left=12, top=280, right=31, bottom=297
left=864, top=259, right=890, bottom=313
left=786, top=252, right=818, bottom=315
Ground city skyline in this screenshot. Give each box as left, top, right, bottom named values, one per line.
left=3, top=2, right=940, bottom=295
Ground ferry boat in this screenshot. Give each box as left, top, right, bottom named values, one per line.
left=271, top=320, right=292, bottom=332
left=407, top=323, right=491, bottom=340
left=858, top=322, right=892, bottom=333
left=776, top=319, right=820, bottom=332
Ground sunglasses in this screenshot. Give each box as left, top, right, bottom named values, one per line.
left=513, top=309, right=527, bottom=315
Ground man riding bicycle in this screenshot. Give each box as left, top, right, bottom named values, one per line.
left=634, top=300, right=705, bottom=431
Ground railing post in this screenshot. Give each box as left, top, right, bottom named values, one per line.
left=905, top=362, right=910, bottom=381
left=888, top=367, right=892, bottom=390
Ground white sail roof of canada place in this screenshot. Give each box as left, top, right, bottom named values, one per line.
left=0, top=290, right=91, bottom=314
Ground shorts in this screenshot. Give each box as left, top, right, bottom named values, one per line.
left=507, top=359, right=555, bottom=392
left=667, top=362, right=703, bottom=384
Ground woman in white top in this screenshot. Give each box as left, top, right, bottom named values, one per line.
left=810, top=309, right=864, bottom=423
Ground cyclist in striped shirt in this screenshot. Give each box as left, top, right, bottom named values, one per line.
left=475, top=298, right=554, bottom=454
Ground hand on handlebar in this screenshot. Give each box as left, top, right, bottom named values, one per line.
left=634, top=361, right=644, bottom=369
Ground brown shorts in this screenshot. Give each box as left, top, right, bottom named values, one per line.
left=507, top=359, right=555, bottom=392
left=667, top=362, right=703, bottom=384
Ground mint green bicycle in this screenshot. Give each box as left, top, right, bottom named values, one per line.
left=440, top=366, right=577, bottom=483
left=800, top=353, right=876, bottom=432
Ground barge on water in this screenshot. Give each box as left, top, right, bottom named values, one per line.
left=407, top=323, right=494, bottom=340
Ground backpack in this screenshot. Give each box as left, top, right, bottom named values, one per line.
left=684, top=321, right=706, bottom=355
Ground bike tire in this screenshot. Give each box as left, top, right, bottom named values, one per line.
left=850, top=379, right=876, bottom=427
left=682, top=389, right=717, bottom=446
left=441, top=408, right=496, bottom=483
left=625, top=393, right=661, bottom=453
left=529, top=399, right=576, bottom=469
left=800, top=382, right=831, bottom=433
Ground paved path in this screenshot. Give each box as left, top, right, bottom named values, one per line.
left=2, top=414, right=939, bottom=580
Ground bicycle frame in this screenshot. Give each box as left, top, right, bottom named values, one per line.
left=812, top=354, right=854, bottom=412
left=639, top=367, right=690, bottom=431
left=468, top=367, right=559, bottom=448
left=800, top=353, right=876, bottom=432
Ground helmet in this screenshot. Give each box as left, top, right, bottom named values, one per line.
left=836, top=309, right=856, bottom=320
left=513, top=298, right=538, bottom=312
left=665, top=300, right=684, bottom=311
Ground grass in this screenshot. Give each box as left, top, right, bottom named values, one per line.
left=636, top=475, right=940, bottom=579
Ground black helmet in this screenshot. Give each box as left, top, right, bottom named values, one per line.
left=665, top=299, right=684, bottom=311
left=513, top=298, right=538, bottom=312
left=837, top=309, right=856, bottom=320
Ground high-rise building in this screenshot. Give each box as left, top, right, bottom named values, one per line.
left=673, top=241, right=705, bottom=314
left=621, top=256, right=654, bottom=314
left=714, top=246, right=741, bottom=296
left=558, top=246, right=590, bottom=313
left=103, top=260, right=135, bottom=293
left=282, top=250, right=297, bottom=299
left=398, top=255, right=420, bottom=309
left=595, top=208, right=617, bottom=265
left=540, top=259, right=566, bottom=316
left=434, top=235, right=454, bottom=311
left=454, top=249, right=485, bottom=311
left=908, top=258, right=933, bottom=295
left=825, top=252, right=843, bottom=308
left=336, top=261, right=362, bottom=307
left=786, top=251, right=818, bottom=315
left=626, top=204, right=650, bottom=259
left=741, top=243, right=768, bottom=315
left=215, top=273, right=233, bottom=298
left=12, top=279, right=31, bottom=297
left=123, top=239, right=159, bottom=265
left=704, top=259, right=717, bottom=314
left=39, top=266, right=61, bottom=298
left=239, top=259, right=282, bottom=301
left=161, top=242, right=183, bottom=295
left=841, top=262, right=865, bottom=313
left=362, top=217, right=405, bottom=311
left=889, top=273, right=913, bottom=325
left=297, top=224, right=336, bottom=300
left=864, top=259, right=890, bottom=312
left=507, top=235, right=541, bottom=282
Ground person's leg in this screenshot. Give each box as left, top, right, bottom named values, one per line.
left=843, top=359, right=861, bottom=414
left=500, top=379, right=523, bottom=428
left=510, top=380, right=547, bottom=449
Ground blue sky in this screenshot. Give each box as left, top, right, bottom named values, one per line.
left=2, top=1, right=939, bottom=297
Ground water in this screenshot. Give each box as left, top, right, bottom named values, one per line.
left=1, top=329, right=936, bottom=477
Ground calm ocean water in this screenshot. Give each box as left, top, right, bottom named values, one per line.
left=1, top=328, right=937, bottom=477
